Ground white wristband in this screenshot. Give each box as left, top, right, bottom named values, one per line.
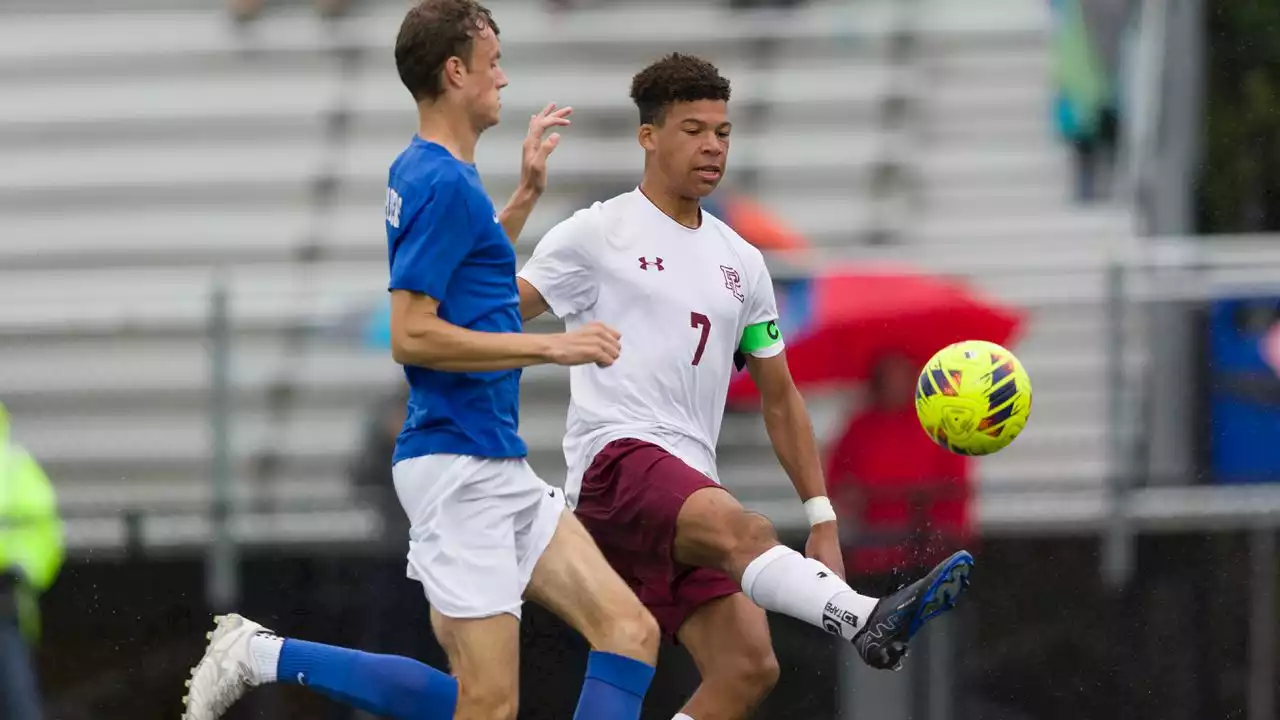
left=804, top=496, right=837, bottom=527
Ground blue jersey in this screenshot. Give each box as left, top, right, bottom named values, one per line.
left=385, top=137, right=527, bottom=462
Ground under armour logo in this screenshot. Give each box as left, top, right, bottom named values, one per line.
left=639, top=257, right=664, bottom=271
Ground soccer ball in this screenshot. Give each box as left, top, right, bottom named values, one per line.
left=914, top=340, right=1032, bottom=456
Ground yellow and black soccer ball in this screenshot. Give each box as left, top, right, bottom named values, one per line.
left=915, top=340, right=1032, bottom=456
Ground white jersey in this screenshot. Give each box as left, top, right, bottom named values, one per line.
left=518, top=189, right=782, bottom=506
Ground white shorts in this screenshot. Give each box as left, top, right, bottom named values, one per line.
left=392, top=454, right=565, bottom=620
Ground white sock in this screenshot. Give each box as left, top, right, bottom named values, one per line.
left=740, top=545, right=879, bottom=641
left=674, top=714, right=696, bottom=720
left=248, top=633, right=283, bottom=684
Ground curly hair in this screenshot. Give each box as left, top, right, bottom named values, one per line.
left=396, top=0, right=499, bottom=102
left=629, top=53, right=732, bottom=125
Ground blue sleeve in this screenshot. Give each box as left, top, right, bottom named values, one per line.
left=389, top=174, right=474, bottom=301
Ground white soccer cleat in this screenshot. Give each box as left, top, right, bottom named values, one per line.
left=181, top=613, right=266, bottom=720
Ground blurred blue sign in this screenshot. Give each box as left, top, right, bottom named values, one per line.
left=1207, top=297, right=1280, bottom=484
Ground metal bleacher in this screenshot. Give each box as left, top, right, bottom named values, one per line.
left=0, top=0, right=1137, bottom=553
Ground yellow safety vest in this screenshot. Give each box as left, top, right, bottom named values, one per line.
left=0, top=405, right=65, bottom=641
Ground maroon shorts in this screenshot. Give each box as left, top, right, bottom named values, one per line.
left=574, top=438, right=741, bottom=642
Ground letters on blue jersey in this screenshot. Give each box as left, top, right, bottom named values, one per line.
left=385, top=187, right=403, bottom=229
left=385, top=137, right=527, bottom=462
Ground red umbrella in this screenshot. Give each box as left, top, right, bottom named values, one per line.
left=727, top=265, right=1025, bottom=404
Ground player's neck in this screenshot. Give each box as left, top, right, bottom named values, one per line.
left=417, top=106, right=480, bottom=164
left=638, top=179, right=701, bottom=229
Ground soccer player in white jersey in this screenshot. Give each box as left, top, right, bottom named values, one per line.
left=517, top=54, right=974, bottom=719
left=181, top=3, right=660, bottom=720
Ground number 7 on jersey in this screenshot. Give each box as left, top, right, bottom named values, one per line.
left=690, top=311, right=711, bottom=366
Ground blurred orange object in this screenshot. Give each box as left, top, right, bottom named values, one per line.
left=720, top=196, right=809, bottom=252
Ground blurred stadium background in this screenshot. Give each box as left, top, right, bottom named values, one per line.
left=1, top=0, right=1278, bottom=718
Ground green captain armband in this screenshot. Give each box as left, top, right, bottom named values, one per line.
left=739, top=320, right=783, bottom=354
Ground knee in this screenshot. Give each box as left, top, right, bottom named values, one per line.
left=747, top=648, right=778, bottom=691
left=709, top=646, right=780, bottom=708
left=597, top=602, right=661, bottom=665
left=739, top=647, right=781, bottom=699
left=726, top=512, right=780, bottom=568
left=455, top=678, right=518, bottom=720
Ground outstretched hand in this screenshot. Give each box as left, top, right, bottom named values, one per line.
left=519, top=103, right=573, bottom=197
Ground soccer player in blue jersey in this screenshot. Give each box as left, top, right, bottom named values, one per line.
left=181, top=2, right=659, bottom=719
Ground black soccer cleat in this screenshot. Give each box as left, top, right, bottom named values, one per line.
left=852, top=550, right=973, bottom=670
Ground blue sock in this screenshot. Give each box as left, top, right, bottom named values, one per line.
left=278, top=638, right=457, bottom=720
left=573, top=651, right=655, bottom=720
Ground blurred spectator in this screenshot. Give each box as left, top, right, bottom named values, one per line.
left=1051, top=0, right=1126, bottom=202
left=229, top=0, right=352, bottom=23
left=348, top=383, right=410, bottom=544
left=824, top=354, right=972, bottom=594
left=0, top=402, right=64, bottom=719
left=1078, top=0, right=1135, bottom=97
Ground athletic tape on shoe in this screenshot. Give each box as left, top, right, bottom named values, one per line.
left=739, top=320, right=783, bottom=354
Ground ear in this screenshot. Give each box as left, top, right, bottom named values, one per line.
left=637, top=124, right=657, bottom=152
left=442, top=55, right=467, bottom=91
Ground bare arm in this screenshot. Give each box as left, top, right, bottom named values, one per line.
left=391, top=290, right=553, bottom=371
left=391, top=290, right=621, bottom=372
left=748, top=349, right=844, bottom=575
left=746, top=351, right=827, bottom=504
left=499, top=187, right=539, bottom=247
left=517, top=277, right=551, bottom=322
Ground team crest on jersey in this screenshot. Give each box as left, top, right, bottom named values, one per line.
left=720, top=265, right=744, bottom=302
